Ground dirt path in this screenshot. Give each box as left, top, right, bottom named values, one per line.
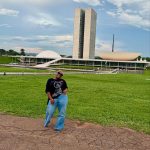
left=0, top=114, right=149, bottom=150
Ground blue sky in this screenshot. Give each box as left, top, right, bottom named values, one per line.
left=0, top=0, right=150, bottom=57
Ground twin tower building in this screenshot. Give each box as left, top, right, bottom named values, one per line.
left=73, top=8, right=97, bottom=59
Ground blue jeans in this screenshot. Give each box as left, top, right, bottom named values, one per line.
left=44, top=94, right=68, bottom=131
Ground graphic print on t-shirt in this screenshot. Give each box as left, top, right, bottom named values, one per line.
left=53, top=80, right=63, bottom=98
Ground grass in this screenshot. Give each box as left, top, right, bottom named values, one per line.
left=0, top=66, right=50, bottom=73
left=0, top=71, right=150, bottom=134
left=0, top=56, right=13, bottom=64
left=145, top=69, right=150, bottom=75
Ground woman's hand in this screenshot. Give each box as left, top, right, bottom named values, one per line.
left=50, top=98, right=55, bottom=104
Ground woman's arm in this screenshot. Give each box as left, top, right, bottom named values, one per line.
left=47, top=92, right=54, bottom=104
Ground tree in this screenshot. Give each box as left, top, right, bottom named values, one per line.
left=0, top=49, right=6, bottom=56
left=67, top=55, right=72, bottom=58
left=20, top=49, right=25, bottom=56
left=0, top=49, right=20, bottom=56
left=95, top=56, right=101, bottom=59
left=7, top=49, right=20, bottom=55
left=143, top=57, right=150, bottom=62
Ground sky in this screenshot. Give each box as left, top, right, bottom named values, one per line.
left=0, top=0, right=150, bottom=57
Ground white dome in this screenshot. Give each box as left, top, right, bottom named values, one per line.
left=36, top=51, right=61, bottom=59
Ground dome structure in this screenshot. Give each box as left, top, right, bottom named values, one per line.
left=36, top=51, right=61, bottom=59
left=100, top=52, right=140, bottom=61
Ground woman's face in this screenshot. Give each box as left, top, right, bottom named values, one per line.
left=55, top=72, right=62, bottom=79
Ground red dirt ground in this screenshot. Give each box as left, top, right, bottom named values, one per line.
left=0, top=114, right=149, bottom=150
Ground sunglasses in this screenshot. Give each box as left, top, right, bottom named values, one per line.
left=57, top=72, right=63, bottom=76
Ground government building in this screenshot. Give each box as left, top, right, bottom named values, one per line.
left=11, top=8, right=150, bottom=73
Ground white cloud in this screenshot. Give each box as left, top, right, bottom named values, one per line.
left=0, top=35, right=73, bottom=43
left=95, top=38, right=124, bottom=55
left=36, top=35, right=73, bottom=50
left=49, top=35, right=73, bottom=42
left=14, top=47, right=43, bottom=54
left=106, top=0, right=150, bottom=30
left=0, top=0, right=67, bottom=7
left=65, top=18, right=74, bottom=22
left=73, top=0, right=101, bottom=6
left=95, top=40, right=113, bottom=55
left=118, top=12, right=150, bottom=29
left=0, top=24, right=12, bottom=28
left=0, top=8, right=19, bottom=16
left=0, top=35, right=73, bottom=54
left=26, top=13, right=61, bottom=27
left=0, top=0, right=52, bottom=5
left=106, top=11, right=116, bottom=17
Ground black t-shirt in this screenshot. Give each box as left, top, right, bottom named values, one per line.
left=45, top=78, right=68, bottom=100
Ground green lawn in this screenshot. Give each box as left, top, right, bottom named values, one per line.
left=0, top=66, right=50, bottom=73
left=0, top=56, right=13, bottom=64
left=0, top=72, right=150, bottom=134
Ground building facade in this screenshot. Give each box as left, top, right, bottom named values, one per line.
left=73, top=8, right=97, bottom=59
